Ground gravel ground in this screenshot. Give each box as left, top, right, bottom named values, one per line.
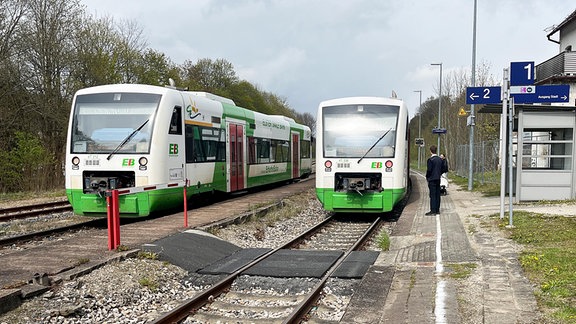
left=0, top=189, right=360, bottom=324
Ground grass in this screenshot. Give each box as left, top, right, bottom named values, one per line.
left=137, top=251, right=158, bottom=260
left=375, top=231, right=391, bottom=251
left=435, top=170, right=576, bottom=322
left=450, top=174, right=500, bottom=197
left=498, top=211, right=576, bottom=323
left=138, top=276, right=158, bottom=291
left=0, top=189, right=66, bottom=204
left=445, top=262, right=477, bottom=279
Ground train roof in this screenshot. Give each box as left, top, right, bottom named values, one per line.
left=188, top=91, right=236, bottom=105
left=319, top=96, right=405, bottom=106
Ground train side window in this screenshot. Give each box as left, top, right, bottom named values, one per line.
left=185, top=124, right=194, bottom=163
left=169, top=106, right=182, bottom=135
left=248, top=137, right=256, bottom=164
left=216, top=128, right=226, bottom=162
left=300, top=140, right=311, bottom=158
left=272, top=140, right=289, bottom=162
left=257, top=138, right=271, bottom=163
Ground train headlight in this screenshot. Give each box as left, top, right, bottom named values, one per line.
left=139, top=157, right=148, bottom=171
left=71, top=156, right=80, bottom=170
left=385, top=160, right=393, bottom=168
left=324, top=160, right=332, bottom=168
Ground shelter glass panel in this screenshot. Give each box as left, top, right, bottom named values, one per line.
left=521, top=128, right=573, bottom=170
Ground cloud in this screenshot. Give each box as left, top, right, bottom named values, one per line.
left=81, top=0, right=572, bottom=117
left=237, top=47, right=308, bottom=89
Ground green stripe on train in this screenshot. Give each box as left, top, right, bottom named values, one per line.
left=315, top=187, right=406, bottom=213
left=66, top=185, right=204, bottom=217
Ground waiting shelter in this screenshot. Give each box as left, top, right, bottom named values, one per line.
left=482, top=104, right=576, bottom=201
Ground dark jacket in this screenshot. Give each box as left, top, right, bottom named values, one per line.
left=426, top=155, right=444, bottom=181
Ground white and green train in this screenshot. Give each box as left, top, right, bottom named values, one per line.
left=315, top=96, right=409, bottom=213
left=65, top=84, right=312, bottom=217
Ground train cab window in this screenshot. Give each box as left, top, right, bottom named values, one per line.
left=71, top=92, right=160, bottom=154
left=322, top=104, right=399, bottom=158
left=169, top=106, right=182, bottom=135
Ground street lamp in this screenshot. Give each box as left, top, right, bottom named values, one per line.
left=468, top=0, right=478, bottom=191
left=414, top=90, right=422, bottom=168
left=431, top=63, right=443, bottom=152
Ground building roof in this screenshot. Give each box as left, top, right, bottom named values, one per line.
left=479, top=103, right=576, bottom=114
left=547, top=9, right=576, bottom=39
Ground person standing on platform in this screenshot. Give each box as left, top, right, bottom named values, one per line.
left=425, top=145, right=444, bottom=216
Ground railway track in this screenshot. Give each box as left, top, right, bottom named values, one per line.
left=152, top=214, right=382, bottom=324
left=0, top=218, right=105, bottom=247
left=0, top=200, right=72, bottom=221
left=0, top=200, right=105, bottom=248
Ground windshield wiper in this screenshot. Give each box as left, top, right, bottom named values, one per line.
left=357, top=128, right=393, bottom=164
left=107, top=119, right=149, bottom=160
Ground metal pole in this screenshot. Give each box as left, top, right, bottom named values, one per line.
left=468, top=0, right=477, bottom=190
left=431, top=63, right=443, bottom=152
left=508, top=97, right=514, bottom=227
left=414, top=90, right=422, bottom=168
left=500, top=68, right=509, bottom=220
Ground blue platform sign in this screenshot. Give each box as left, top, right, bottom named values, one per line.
left=466, top=86, right=502, bottom=104
left=511, top=84, right=570, bottom=104
left=510, top=61, right=535, bottom=86
left=432, top=128, right=447, bottom=134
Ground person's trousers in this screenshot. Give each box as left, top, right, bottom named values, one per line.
left=428, top=179, right=441, bottom=213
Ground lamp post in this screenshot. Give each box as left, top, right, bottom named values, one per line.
left=414, top=90, right=422, bottom=168
left=431, top=63, right=443, bottom=152
left=468, top=0, right=478, bottom=190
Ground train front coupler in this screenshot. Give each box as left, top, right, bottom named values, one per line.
left=334, top=172, right=383, bottom=195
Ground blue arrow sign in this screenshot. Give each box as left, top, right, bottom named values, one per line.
left=466, top=86, right=502, bottom=104
left=511, top=84, right=570, bottom=104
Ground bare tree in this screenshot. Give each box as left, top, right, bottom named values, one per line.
left=115, top=18, right=148, bottom=83
left=0, top=0, right=28, bottom=152
left=12, top=0, right=85, bottom=187
left=72, top=14, right=123, bottom=87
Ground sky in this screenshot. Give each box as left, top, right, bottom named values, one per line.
left=80, top=0, right=574, bottom=118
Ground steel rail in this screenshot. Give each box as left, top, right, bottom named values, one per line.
left=0, top=201, right=72, bottom=221
left=151, top=213, right=336, bottom=324
left=282, top=216, right=382, bottom=324
left=0, top=218, right=105, bottom=247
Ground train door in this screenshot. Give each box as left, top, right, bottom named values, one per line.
left=292, top=132, right=300, bottom=178
left=228, top=123, right=245, bottom=191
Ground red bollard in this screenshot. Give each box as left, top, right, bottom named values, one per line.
left=112, top=189, right=120, bottom=248
left=106, top=193, right=114, bottom=250
left=106, top=190, right=121, bottom=250
left=183, top=180, right=188, bottom=228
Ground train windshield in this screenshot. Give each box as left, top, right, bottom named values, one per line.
left=70, top=93, right=161, bottom=154
left=322, top=104, right=399, bottom=158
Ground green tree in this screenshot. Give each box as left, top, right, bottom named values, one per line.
left=71, top=14, right=123, bottom=87
left=136, top=49, right=179, bottom=86
left=181, top=58, right=239, bottom=94
left=0, top=132, right=55, bottom=193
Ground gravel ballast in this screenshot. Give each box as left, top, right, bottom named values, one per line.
left=0, top=189, right=352, bottom=323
